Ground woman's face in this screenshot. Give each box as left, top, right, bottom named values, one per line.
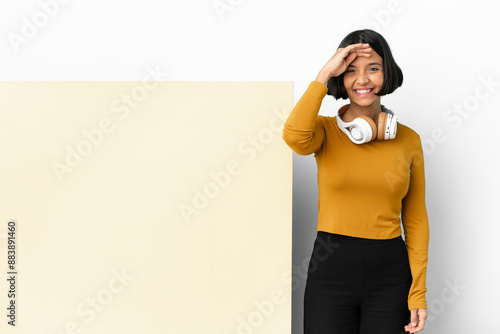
left=343, top=47, right=384, bottom=108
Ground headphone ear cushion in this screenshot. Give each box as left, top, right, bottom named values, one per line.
left=377, top=112, right=388, bottom=140
left=358, top=116, right=377, bottom=141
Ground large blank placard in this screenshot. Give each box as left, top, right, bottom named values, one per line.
left=0, top=81, right=293, bottom=333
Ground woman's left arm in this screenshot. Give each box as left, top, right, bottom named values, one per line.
left=401, top=134, right=430, bottom=314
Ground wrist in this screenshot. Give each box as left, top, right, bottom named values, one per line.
left=315, top=69, right=331, bottom=87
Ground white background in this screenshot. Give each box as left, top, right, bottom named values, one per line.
left=1, top=0, right=499, bottom=333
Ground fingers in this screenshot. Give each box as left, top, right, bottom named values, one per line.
left=404, top=309, right=417, bottom=332
left=336, top=43, right=371, bottom=58
left=404, top=309, right=428, bottom=333
left=337, top=43, right=371, bottom=69
left=324, top=43, right=372, bottom=78
left=404, top=320, right=426, bottom=333
left=345, top=43, right=372, bottom=57
left=344, top=51, right=357, bottom=66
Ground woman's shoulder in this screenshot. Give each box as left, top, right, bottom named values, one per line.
left=395, top=122, right=425, bottom=152
left=396, top=122, right=421, bottom=139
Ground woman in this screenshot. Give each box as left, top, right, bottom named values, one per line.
left=282, top=29, right=429, bottom=334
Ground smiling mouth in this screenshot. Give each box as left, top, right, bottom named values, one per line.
left=354, top=89, right=374, bottom=94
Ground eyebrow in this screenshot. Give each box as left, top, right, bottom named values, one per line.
left=347, top=62, right=383, bottom=68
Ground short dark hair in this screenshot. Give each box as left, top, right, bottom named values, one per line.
left=327, top=29, right=403, bottom=99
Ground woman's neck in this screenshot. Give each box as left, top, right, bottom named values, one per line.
left=343, top=101, right=382, bottom=123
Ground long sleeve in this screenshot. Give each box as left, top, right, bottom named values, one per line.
left=282, top=81, right=329, bottom=155
left=401, top=135, right=430, bottom=310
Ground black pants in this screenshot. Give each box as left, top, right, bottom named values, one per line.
left=304, top=231, right=412, bottom=334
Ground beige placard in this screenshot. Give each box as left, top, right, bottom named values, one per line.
left=0, top=81, right=293, bottom=333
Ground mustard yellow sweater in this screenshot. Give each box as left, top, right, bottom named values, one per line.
left=282, top=80, right=429, bottom=310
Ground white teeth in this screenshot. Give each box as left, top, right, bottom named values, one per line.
left=355, top=89, right=372, bottom=94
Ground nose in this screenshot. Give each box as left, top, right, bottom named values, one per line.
left=356, top=72, right=370, bottom=85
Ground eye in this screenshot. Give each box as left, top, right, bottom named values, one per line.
left=346, top=69, right=355, bottom=74
left=369, top=67, right=380, bottom=72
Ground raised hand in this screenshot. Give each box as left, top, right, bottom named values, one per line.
left=315, top=43, right=372, bottom=85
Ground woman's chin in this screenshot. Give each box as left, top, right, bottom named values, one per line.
left=348, top=97, right=379, bottom=108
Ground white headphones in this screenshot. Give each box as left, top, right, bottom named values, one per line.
left=336, top=104, right=398, bottom=144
